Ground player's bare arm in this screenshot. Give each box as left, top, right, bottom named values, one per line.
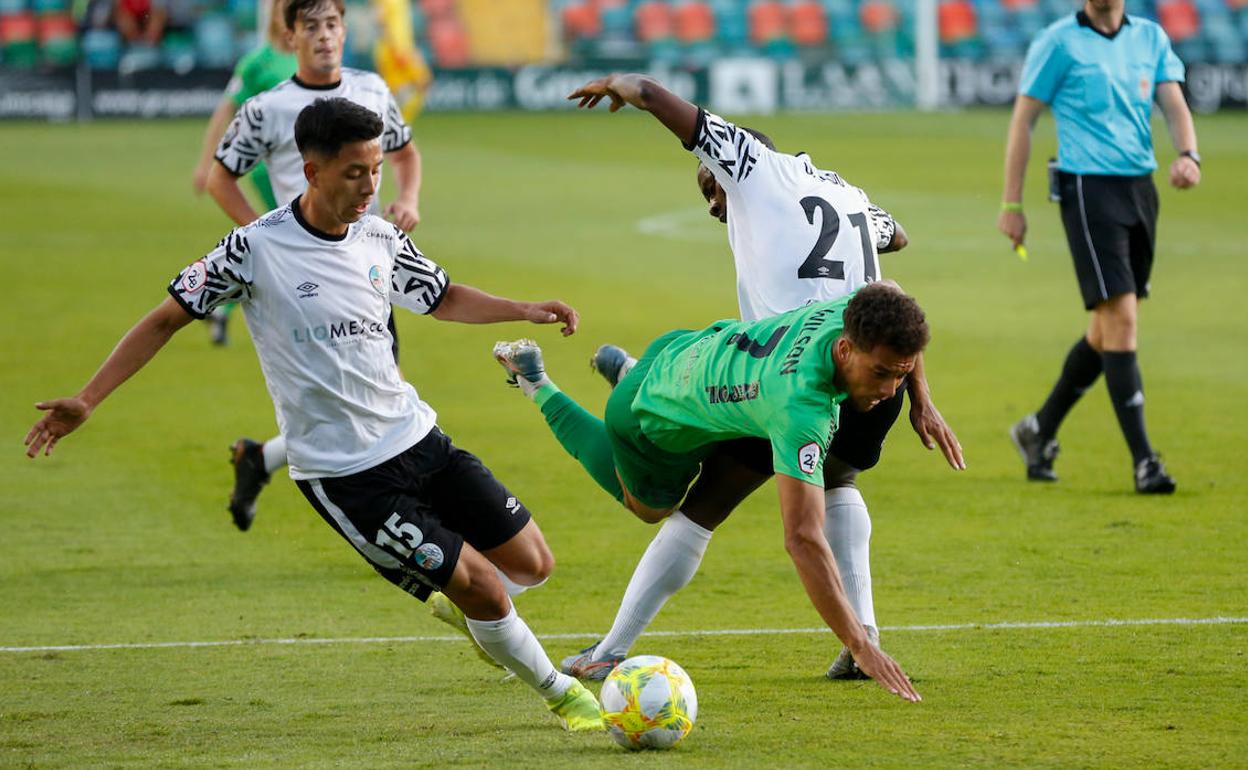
left=207, top=162, right=261, bottom=226
left=881, top=219, right=908, bottom=253
left=25, top=297, right=194, bottom=458
left=998, top=94, right=1046, bottom=248
left=431, top=284, right=579, bottom=336
left=1156, top=82, right=1201, bottom=190
left=194, top=97, right=239, bottom=194
left=384, top=141, right=422, bottom=230
left=568, top=73, right=699, bottom=146
left=906, top=354, right=965, bottom=470
left=776, top=474, right=921, bottom=702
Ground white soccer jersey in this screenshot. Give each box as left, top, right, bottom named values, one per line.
left=215, top=68, right=412, bottom=207
left=168, top=201, right=448, bottom=479
left=687, top=109, right=896, bottom=322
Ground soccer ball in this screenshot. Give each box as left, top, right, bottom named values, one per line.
left=599, top=655, right=698, bottom=750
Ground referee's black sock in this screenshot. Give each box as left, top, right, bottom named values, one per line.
left=1036, top=336, right=1102, bottom=439
left=1102, top=350, right=1153, bottom=464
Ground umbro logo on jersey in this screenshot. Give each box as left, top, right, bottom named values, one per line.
left=296, top=281, right=319, bottom=298
left=505, top=497, right=521, bottom=514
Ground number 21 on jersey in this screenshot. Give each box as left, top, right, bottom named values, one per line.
left=797, top=196, right=878, bottom=283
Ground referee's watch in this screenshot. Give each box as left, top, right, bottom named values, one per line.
left=1180, top=150, right=1201, bottom=167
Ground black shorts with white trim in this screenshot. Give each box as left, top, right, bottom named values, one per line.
left=295, top=427, right=532, bottom=601
left=1057, top=172, right=1158, bottom=310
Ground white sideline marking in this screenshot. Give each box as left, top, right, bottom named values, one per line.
left=2, top=616, right=1245, bottom=655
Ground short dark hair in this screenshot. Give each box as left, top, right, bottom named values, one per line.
left=284, top=0, right=344, bottom=31
left=843, top=283, right=929, bottom=357
left=294, top=97, right=383, bottom=159
left=742, top=127, right=776, bottom=150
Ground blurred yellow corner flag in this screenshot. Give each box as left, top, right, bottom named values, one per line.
left=373, top=0, right=433, bottom=123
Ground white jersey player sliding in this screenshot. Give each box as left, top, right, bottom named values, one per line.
left=25, top=97, right=603, bottom=732
left=555, top=73, right=965, bottom=683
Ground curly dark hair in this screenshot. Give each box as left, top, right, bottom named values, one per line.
left=843, top=283, right=929, bottom=356
left=294, top=97, right=383, bottom=159
left=284, top=0, right=344, bottom=31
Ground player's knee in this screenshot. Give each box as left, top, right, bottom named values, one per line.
left=510, top=544, right=554, bottom=585
left=456, top=574, right=510, bottom=620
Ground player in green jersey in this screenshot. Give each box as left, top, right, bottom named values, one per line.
left=191, top=0, right=296, bottom=345
left=494, top=283, right=928, bottom=703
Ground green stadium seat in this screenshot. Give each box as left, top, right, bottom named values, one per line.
left=35, top=10, right=74, bottom=66
left=194, top=14, right=233, bottom=68
left=80, top=27, right=120, bottom=69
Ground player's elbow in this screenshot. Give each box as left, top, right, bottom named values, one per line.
left=888, top=224, right=909, bottom=252
left=205, top=163, right=236, bottom=200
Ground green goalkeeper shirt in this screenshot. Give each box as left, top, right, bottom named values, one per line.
left=633, top=296, right=852, bottom=483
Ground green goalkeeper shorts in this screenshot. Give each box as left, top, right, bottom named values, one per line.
left=604, top=329, right=712, bottom=510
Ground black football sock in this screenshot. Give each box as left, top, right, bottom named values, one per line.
left=1035, top=337, right=1102, bottom=439
left=1102, top=351, right=1153, bottom=464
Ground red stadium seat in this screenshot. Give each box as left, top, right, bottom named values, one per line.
left=788, top=0, right=827, bottom=46
left=1156, top=0, right=1200, bottom=42
left=860, top=0, right=900, bottom=33
left=938, top=0, right=977, bottom=44
left=748, top=0, right=787, bottom=44
left=674, top=1, right=715, bottom=44
left=635, top=0, right=674, bottom=42
left=1000, top=0, right=1038, bottom=9
left=428, top=18, right=470, bottom=68
left=561, top=2, right=601, bottom=39
left=419, top=0, right=456, bottom=19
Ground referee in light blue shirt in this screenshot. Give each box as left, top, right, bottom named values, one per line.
left=998, top=0, right=1200, bottom=494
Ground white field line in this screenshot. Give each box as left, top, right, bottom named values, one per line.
left=2, top=616, right=1245, bottom=655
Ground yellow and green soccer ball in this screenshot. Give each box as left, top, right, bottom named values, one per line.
left=600, top=655, right=698, bottom=750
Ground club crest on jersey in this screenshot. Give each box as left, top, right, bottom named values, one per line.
left=797, top=442, right=821, bottom=475
left=179, top=260, right=208, bottom=294
left=369, top=265, right=386, bottom=295
left=413, top=543, right=444, bottom=571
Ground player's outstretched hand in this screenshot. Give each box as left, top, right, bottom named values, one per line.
left=385, top=200, right=421, bottom=231
left=1169, top=156, right=1200, bottom=189
left=568, top=73, right=645, bottom=112
left=525, top=301, right=579, bottom=337
left=25, top=397, right=91, bottom=459
left=910, top=399, right=965, bottom=470
left=851, top=642, right=921, bottom=703
left=997, top=209, right=1026, bottom=250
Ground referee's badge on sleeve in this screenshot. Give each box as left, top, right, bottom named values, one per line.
left=798, top=442, right=821, bottom=475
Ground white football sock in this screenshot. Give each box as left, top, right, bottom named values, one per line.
left=261, top=435, right=288, bottom=475
left=824, top=486, right=876, bottom=630
left=465, top=605, right=573, bottom=700
left=496, top=568, right=546, bottom=597
left=596, top=511, right=713, bottom=661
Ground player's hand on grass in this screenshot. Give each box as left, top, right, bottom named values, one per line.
left=851, top=642, right=921, bottom=703
left=997, top=209, right=1026, bottom=250
left=909, top=398, right=965, bottom=470
left=385, top=200, right=421, bottom=231
left=568, top=73, right=646, bottom=112
left=525, top=301, right=579, bottom=337
left=25, top=397, right=91, bottom=458
left=1169, top=156, right=1200, bottom=190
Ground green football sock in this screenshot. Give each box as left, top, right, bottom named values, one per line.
left=538, top=390, right=623, bottom=503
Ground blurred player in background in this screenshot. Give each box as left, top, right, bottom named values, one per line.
left=204, top=0, right=424, bottom=530
left=192, top=0, right=295, bottom=346
left=544, top=73, right=962, bottom=682
left=25, top=97, right=600, bottom=732
left=999, top=0, right=1199, bottom=493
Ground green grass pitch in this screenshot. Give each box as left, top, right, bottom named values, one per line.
left=1, top=109, right=1246, bottom=768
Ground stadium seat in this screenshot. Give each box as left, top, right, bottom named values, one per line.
left=789, top=0, right=828, bottom=46
left=673, top=0, right=715, bottom=44
left=635, top=0, right=674, bottom=41
left=711, top=0, right=749, bottom=49
left=0, top=0, right=26, bottom=12
left=860, top=0, right=900, bottom=33
left=938, top=0, right=978, bottom=44
left=29, top=0, right=67, bottom=13
left=194, top=14, right=234, bottom=68
left=428, top=17, right=470, bottom=68
left=1156, top=0, right=1200, bottom=41
left=748, top=0, right=787, bottom=44
left=35, top=10, right=74, bottom=66
left=0, top=10, right=37, bottom=68
left=80, top=26, right=120, bottom=69
left=420, top=0, right=456, bottom=17
left=561, top=1, right=601, bottom=39
left=163, top=29, right=196, bottom=73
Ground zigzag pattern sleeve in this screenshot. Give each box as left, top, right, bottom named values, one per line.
left=389, top=229, right=449, bottom=314
left=381, top=91, right=413, bottom=153
left=867, top=204, right=897, bottom=250
left=687, top=109, right=761, bottom=192
left=214, top=98, right=269, bottom=177
left=167, top=229, right=253, bottom=319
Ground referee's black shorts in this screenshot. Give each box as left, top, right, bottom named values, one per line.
left=296, top=427, right=532, bottom=601
left=1057, top=171, right=1159, bottom=310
